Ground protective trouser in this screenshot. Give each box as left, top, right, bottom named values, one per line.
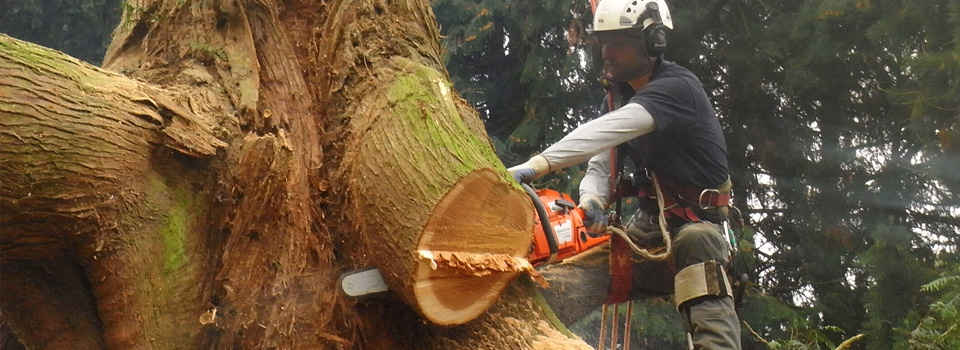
left=673, top=222, right=741, bottom=350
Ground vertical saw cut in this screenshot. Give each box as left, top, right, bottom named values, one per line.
left=414, top=169, right=534, bottom=325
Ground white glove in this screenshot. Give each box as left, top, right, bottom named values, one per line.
left=578, top=193, right=608, bottom=232
left=507, top=155, right=550, bottom=183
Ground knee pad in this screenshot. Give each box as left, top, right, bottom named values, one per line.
left=674, top=260, right=732, bottom=310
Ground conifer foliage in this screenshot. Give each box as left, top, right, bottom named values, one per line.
left=433, top=0, right=602, bottom=192
left=436, top=0, right=960, bottom=348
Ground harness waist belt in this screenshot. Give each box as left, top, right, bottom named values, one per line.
left=669, top=178, right=732, bottom=209
left=638, top=177, right=733, bottom=223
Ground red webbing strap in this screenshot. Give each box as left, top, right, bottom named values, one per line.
left=607, top=234, right=634, bottom=304
left=667, top=206, right=703, bottom=223
left=604, top=81, right=618, bottom=195
left=638, top=174, right=732, bottom=223
left=605, top=84, right=632, bottom=304
left=656, top=175, right=731, bottom=208
left=607, top=84, right=619, bottom=207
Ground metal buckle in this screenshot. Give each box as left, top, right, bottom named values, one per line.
left=698, top=189, right=720, bottom=209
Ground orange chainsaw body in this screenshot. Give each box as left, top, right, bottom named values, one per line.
left=527, top=188, right=610, bottom=267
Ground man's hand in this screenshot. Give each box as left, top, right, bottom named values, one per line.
left=510, top=168, right=536, bottom=184
left=579, top=193, right=608, bottom=232
left=507, top=155, right=550, bottom=184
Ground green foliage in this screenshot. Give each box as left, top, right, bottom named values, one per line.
left=908, top=261, right=960, bottom=349
left=668, top=0, right=959, bottom=346
left=922, top=275, right=960, bottom=295
left=437, top=0, right=960, bottom=347
left=876, top=0, right=960, bottom=198
left=0, top=0, right=121, bottom=65
left=860, top=223, right=937, bottom=349
left=740, top=293, right=847, bottom=349
left=764, top=327, right=839, bottom=350
left=568, top=298, right=687, bottom=349
left=433, top=0, right=602, bottom=191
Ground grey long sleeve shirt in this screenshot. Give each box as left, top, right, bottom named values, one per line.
left=538, top=103, right=657, bottom=204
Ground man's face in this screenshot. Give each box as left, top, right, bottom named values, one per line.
left=597, top=32, right=654, bottom=82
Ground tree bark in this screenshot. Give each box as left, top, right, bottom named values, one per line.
left=1, top=34, right=225, bottom=348
left=0, top=0, right=596, bottom=349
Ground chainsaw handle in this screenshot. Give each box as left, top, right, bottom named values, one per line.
left=520, top=183, right=559, bottom=264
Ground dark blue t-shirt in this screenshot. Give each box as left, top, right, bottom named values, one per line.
left=604, top=61, right=729, bottom=189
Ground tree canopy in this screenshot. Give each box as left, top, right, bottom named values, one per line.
left=0, top=0, right=120, bottom=65
left=433, top=0, right=959, bottom=348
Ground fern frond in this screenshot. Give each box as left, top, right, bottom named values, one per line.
left=921, top=276, right=960, bottom=292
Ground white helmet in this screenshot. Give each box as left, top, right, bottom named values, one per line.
left=591, top=0, right=673, bottom=33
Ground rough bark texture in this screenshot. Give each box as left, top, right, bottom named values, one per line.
left=329, top=55, right=535, bottom=324
left=1, top=34, right=225, bottom=348
left=0, top=0, right=596, bottom=348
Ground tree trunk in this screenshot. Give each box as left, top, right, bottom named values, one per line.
left=0, top=0, right=595, bottom=349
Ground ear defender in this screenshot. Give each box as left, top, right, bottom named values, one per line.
left=645, top=23, right=667, bottom=57
left=641, top=2, right=667, bottom=57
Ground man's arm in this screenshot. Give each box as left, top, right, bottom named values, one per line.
left=579, top=150, right=612, bottom=205
left=508, top=102, right=657, bottom=179
left=540, top=102, right=656, bottom=169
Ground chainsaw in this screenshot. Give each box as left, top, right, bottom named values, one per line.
left=339, top=182, right=611, bottom=298
left=519, top=183, right=610, bottom=267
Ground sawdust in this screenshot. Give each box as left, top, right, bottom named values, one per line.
left=531, top=320, right=593, bottom=350
left=428, top=251, right=530, bottom=274
left=497, top=317, right=590, bottom=349
left=420, top=250, right=549, bottom=287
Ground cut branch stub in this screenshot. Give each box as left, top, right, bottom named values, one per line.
left=415, top=169, right=534, bottom=325
left=336, top=56, right=534, bottom=325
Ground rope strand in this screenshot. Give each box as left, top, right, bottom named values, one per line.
left=605, top=174, right=673, bottom=261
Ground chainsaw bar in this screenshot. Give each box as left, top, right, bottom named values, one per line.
left=339, top=267, right=389, bottom=298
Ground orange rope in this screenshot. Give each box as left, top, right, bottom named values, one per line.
left=624, top=301, right=633, bottom=349
left=610, top=305, right=620, bottom=349
left=597, top=304, right=609, bottom=350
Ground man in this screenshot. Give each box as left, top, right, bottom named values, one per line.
left=508, top=0, right=741, bottom=348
